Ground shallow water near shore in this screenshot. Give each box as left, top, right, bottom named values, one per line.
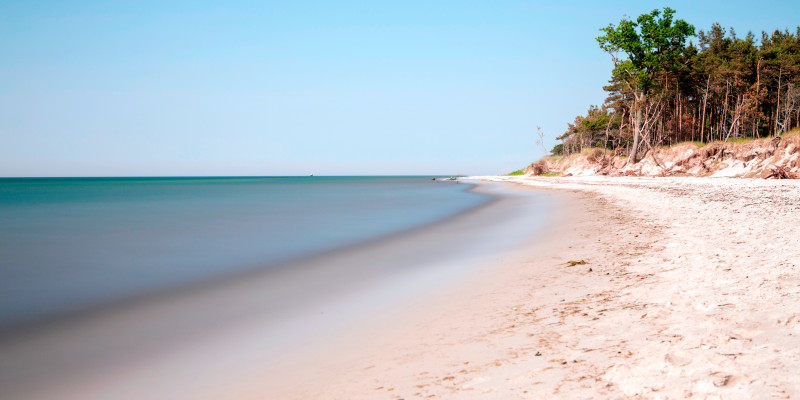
left=0, top=178, right=553, bottom=400
left=0, top=176, right=486, bottom=327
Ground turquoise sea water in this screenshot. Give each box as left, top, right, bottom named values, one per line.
left=0, top=176, right=486, bottom=327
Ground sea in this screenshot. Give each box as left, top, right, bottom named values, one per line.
left=0, top=176, right=488, bottom=328
left=0, top=175, right=555, bottom=400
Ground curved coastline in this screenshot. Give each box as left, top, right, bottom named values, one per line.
left=0, top=178, right=489, bottom=336
left=0, top=180, right=556, bottom=400
left=0, top=176, right=486, bottom=330
left=275, top=175, right=800, bottom=399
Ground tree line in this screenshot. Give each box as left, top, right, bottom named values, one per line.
left=554, top=8, right=800, bottom=162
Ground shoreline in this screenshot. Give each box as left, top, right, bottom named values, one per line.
left=256, top=180, right=590, bottom=398
left=261, top=175, right=800, bottom=398
left=0, top=179, right=489, bottom=336
left=0, top=180, right=554, bottom=400
left=6, top=175, right=799, bottom=398
left=0, top=176, right=486, bottom=330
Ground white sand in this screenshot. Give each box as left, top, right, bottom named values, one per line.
left=264, top=176, right=800, bottom=399
left=0, top=181, right=554, bottom=400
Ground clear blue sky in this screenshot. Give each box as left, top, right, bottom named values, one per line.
left=1, top=0, right=797, bottom=176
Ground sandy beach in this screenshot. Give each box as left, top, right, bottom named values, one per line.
left=0, top=181, right=553, bottom=400
left=5, top=2, right=799, bottom=398
left=264, top=176, right=800, bottom=399
left=5, top=176, right=800, bottom=399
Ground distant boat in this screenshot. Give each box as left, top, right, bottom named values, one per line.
left=309, top=174, right=314, bottom=177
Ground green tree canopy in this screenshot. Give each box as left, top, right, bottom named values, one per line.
left=553, top=12, right=800, bottom=161
left=597, top=7, right=695, bottom=94
left=596, top=8, right=695, bottom=162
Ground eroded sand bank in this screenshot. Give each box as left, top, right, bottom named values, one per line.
left=268, top=176, right=800, bottom=399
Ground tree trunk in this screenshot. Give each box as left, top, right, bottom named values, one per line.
left=677, top=82, right=682, bottom=139
left=784, top=83, right=794, bottom=133
left=618, top=109, right=627, bottom=151
left=736, top=93, right=742, bottom=138
left=755, top=57, right=761, bottom=138
left=776, top=67, right=782, bottom=135
left=629, top=102, right=643, bottom=163
left=709, top=107, right=714, bottom=142
left=701, top=75, right=710, bottom=142
left=722, top=79, right=730, bottom=136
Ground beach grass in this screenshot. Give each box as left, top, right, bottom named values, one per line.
left=506, top=169, right=527, bottom=176
left=782, top=127, right=800, bottom=137
left=726, top=137, right=759, bottom=144
left=668, top=140, right=707, bottom=148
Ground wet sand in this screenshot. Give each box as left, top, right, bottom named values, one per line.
left=0, top=181, right=554, bottom=400
left=262, top=176, right=800, bottom=399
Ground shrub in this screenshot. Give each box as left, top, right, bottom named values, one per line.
left=586, top=149, right=604, bottom=163
left=529, top=159, right=548, bottom=175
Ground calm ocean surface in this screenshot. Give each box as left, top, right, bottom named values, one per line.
left=0, top=176, right=486, bottom=327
